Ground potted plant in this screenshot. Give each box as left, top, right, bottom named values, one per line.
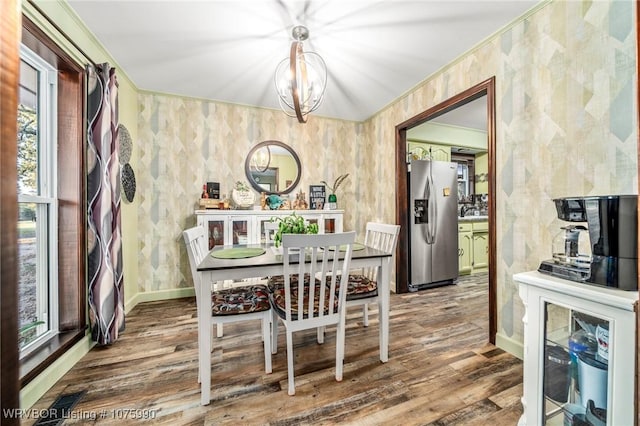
left=321, top=174, right=349, bottom=210
left=271, top=212, right=319, bottom=248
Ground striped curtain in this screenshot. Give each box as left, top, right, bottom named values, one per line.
left=86, top=63, right=124, bottom=345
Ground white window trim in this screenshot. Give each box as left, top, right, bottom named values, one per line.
left=18, top=44, right=59, bottom=358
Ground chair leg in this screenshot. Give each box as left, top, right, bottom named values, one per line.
left=317, top=326, right=325, bottom=344
left=271, top=310, right=278, bottom=355
left=262, top=314, right=272, bottom=374
left=335, top=320, right=345, bottom=382
left=216, top=323, right=223, bottom=338
left=286, top=330, right=296, bottom=396
left=363, top=303, right=369, bottom=327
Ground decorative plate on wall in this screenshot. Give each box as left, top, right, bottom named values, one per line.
left=118, top=124, right=132, bottom=165
left=122, top=163, right=136, bottom=203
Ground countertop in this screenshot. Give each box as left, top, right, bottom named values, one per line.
left=458, top=215, right=488, bottom=222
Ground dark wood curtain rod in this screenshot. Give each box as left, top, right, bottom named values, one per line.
left=26, top=0, right=99, bottom=69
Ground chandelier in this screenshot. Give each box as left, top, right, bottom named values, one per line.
left=274, top=25, right=327, bottom=123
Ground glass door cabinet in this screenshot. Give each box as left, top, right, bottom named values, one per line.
left=515, top=271, right=636, bottom=426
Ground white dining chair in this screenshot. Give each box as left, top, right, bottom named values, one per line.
left=263, top=220, right=280, bottom=244
left=270, top=231, right=356, bottom=395
left=346, top=222, right=400, bottom=326
left=183, top=226, right=272, bottom=382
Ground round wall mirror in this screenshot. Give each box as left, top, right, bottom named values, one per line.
left=244, top=140, right=301, bottom=195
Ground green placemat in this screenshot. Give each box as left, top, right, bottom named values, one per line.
left=211, top=247, right=266, bottom=259
left=328, top=243, right=366, bottom=252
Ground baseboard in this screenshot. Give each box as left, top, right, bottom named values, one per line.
left=495, top=332, right=523, bottom=360
left=124, top=287, right=195, bottom=314
left=20, top=334, right=95, bottom=410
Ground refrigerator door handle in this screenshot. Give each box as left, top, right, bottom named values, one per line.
left=429, top=174, right=437, bottom=243
left=425, top=174, right=436, bottom=244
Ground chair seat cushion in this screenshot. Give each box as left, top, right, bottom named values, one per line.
left=211, top=285, right=270, bottom=316
left=266, top=273, right=318, bottom=293
left=345, top=274, right=378, bottom=300
left=270, top=277, right=338, bottom=320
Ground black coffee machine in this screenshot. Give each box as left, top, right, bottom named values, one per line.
left=538, top=195, right=638, bottom=290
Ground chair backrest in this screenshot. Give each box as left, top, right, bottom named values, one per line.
left=281, top=231, right=356, bottom=324
left=263, top=221, right=279, bottom=244
left=183, top=226, right=208, bottom=310
left=363, top=222, right=401, bottom=281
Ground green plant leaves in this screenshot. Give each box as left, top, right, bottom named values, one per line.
left=271, top=213, right=319, bottom=247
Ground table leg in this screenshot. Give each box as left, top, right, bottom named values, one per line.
left=379, top=258, right=390, bottom=362
left=199, top=273, right=211, bottom=405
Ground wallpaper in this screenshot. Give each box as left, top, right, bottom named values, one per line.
left=137, top=0, right=636, bottom=348
left=364, top=0, right=636, bottom=345
left=137, top=98, right=365, bottom=291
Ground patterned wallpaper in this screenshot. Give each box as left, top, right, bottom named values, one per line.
left=364, top=0, right=636, bottom=344
left=137, top=97, right=366, bottom=291
left=137, top=0, right=636, bottom=347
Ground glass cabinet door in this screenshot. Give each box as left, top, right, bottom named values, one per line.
left=230, top=217, right=250, bottom=245
left=324, top=218, right=335, bottom=233
left=543, top=302, right=609, bottom=425
left=206, top=220, right=225, bottom=250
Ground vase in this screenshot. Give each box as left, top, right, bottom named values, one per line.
left=328, top=193, right=337, bottom=210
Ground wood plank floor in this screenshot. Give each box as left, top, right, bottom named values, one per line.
left=27, top=273, right=523, bottom=425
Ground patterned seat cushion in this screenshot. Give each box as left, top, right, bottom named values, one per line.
left=345, top=274, right=377, bottom=301
left=211, top=285, right=270, bottom=316
left=270, top=276, right=338, bottom=320
left=266, top=273, right=319, bottom=293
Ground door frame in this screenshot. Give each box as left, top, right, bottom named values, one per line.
left=394, top=77, right=497, bottom=343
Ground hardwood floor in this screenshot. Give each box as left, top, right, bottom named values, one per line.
left=27, top=273, right=523, bottom=425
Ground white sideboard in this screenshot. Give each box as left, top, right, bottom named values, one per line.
left=195, top=209, right=344, bottom=250
left=515, top=271, right=637, bottom=426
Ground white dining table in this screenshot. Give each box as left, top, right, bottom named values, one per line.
left=196, top=243, right=392, bottom=405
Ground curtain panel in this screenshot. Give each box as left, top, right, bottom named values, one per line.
left=86, top=63, right=124, bottom=345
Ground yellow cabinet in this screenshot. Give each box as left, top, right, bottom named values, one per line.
left=407, top=141, right=451, bottom=162
left=458, top=223, right=473, bottom=275
left=458, top=220, right=488, bottom=275
left=472, top=232, right=489, bottom=270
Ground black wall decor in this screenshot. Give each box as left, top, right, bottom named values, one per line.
left=309, top=185, right=326, bottom=210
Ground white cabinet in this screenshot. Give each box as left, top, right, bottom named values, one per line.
left=515, top=271, right=637, bottom=426
left=196, top=210, right=344, bottom=250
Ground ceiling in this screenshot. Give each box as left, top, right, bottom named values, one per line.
left=429, top=96, right=488, bottom=131
left=67, top=0, right=540, bottom=122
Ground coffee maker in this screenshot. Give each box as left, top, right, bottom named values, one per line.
left=538, top=195, right=638, bottom=291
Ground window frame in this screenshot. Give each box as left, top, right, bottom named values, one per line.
left=17, top=45, right=60, bottom=358
left=19, top=15, right=87, bottom=387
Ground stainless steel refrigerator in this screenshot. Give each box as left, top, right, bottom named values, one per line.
left=408, top=159, right=459, bottom=290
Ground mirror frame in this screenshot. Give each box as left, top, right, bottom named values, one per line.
left=244, top=140, right=301, bottom=195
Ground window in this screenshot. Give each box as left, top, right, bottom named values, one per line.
left=18, top=16, right=86, bottom=386
left=452, top=153, right=475, bottom=203
left=17, top=45, right=58, bottom=356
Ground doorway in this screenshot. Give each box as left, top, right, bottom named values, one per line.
left=394, top=77, right=497, bottom=343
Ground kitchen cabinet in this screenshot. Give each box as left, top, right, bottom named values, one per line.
left=407, top=140, right=451, bottom=161
left=458, top=223, right=473, bottom=274
left=471, top=221, right=488, bottom=272
left=515, top=271, right=637, bottom=426
left=195, top=210, right=344, bottom=250
left=458, top=220, right=487, bottom=275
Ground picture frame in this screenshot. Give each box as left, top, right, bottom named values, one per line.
left=309, top=185, right=326, bottom=210
left=207, top=182, right=220, bottom=200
